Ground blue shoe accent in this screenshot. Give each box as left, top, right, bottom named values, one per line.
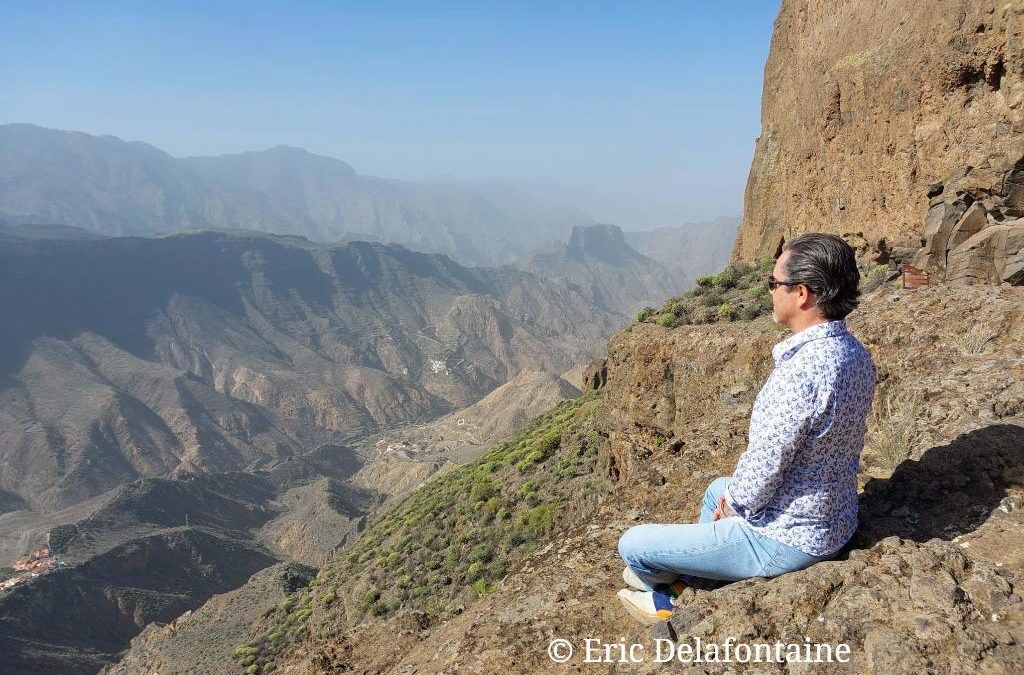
left=651, top=589, right=674, bottom=617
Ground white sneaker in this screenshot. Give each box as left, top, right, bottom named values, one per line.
left=616, top=588, right=674, bottom=625
left=621, top=567, right=689, bottom=600
left=622, top=566, right=650, bottom=591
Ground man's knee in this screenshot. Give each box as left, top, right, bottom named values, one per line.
left=617, top=524, right=654, bottom=563
left=705, top=476, right=731, bottom=499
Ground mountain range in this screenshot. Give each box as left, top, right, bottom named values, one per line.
left=0, top=124, right=738, bottom=273
left=0, top=124, right=590, bottom=267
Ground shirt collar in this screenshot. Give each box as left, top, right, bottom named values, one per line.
left=771, top=319, right=848, bottom=364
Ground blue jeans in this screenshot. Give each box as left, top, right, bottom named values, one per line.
left=617, top=477, right=835, bottom=590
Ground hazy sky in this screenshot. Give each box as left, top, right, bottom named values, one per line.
left=1, top=1, right=780, bottom=230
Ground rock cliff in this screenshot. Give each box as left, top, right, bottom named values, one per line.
left=733, top=0, right=1024, bottom=276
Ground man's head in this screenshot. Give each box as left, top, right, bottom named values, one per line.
left=769, top=233, right=861, bottom=331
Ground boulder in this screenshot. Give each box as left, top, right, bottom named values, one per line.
left=581, top=357, right=608, bottom=391
left=946, top=222, right=1024, bottom=286
left=945, top=201, right=990, bottom=255
left=914, top=199, right=969, bottom=271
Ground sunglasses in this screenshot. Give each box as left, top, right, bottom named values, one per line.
left=766, top=275, right=805, bottom=291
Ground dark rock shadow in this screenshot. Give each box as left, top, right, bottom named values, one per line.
left=844, top=422, right=1024, bottom=554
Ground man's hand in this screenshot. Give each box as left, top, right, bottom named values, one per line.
left=711, top=494, right=735, bottom=521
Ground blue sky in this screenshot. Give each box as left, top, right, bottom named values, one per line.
left=1, top=1, right=781, bottom=229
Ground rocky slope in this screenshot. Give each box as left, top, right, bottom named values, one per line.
left=733, top=0, right=1024, bottom=269
left=196, top=280, right=1023, bottom=675
left=382, top=369, right=582, bottom=454
left=0, top=124, right=592, bottom=267
left=0, top=528, right=277, bottom=675
left=0, top=229, right=618, bottom=517
left=103, top=563, right=316, bottom=675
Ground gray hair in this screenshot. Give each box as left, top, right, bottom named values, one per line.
left=781, top=233, right=861, bottom=320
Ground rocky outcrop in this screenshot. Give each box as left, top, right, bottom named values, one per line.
left=581, top=357, right=608, bottom=391
left=732, top=0, right=1024, bottom=273
left=520, top=224, right=688, bottom=319
left=912, top=161, right=1024, bottom=284
left=946, top=220, right=1024, bottom=284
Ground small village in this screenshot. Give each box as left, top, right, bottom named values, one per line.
left=0, top=548, right=65, bottom=595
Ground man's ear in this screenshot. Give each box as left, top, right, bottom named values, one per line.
left=798, top=286, right=815, bottom=310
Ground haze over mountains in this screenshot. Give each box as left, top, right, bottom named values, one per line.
left=0, top=124, right=587, bottom=267
left=0, top=124, right=737, bottom=271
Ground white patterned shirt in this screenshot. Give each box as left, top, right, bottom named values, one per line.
left=723, top=319, right=876, bottom=556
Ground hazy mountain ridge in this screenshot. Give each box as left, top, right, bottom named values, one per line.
left=0, top=124, right=595, bottom=267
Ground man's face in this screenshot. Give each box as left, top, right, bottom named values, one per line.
left=770, top=250, right=797, bottom=327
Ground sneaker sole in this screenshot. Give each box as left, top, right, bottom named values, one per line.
left=616, top=589, right=672, bottom=625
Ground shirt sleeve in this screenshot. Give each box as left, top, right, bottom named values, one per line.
left=724, top=372, right=818, bottom=519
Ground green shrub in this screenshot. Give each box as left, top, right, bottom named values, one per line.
left=716, top=269, right=737, bottom=289
left=717, top=303, right=737, bottom=321
left=655, top=313, right=678, bottom=328
left=359, top=590, right=380, bottom=610
left=515, top=450, right=545, bottom=472
left=636, top=307, right=655, bottom=322
left=738, top=304, right=759, bottom=321
left=234, top=645, right=257, bottom=659
left=554, top=456, right=578, bottom=480
left=469, top=544, right=492, bottom=563
left=863, top=263, right=892, bottom=292
left=696, top=274, right=716, bottom=287
left=701, top=287, right=724, bottom=307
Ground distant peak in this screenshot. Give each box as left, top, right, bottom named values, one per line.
left=264, top=144, right=310, bottom=155
left=566, top=223, right=629, bottom=262
left=257, top=145, right=356, bottom=174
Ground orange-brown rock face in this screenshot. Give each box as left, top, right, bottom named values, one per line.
left=733, top=0, right=1024, bottom=266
